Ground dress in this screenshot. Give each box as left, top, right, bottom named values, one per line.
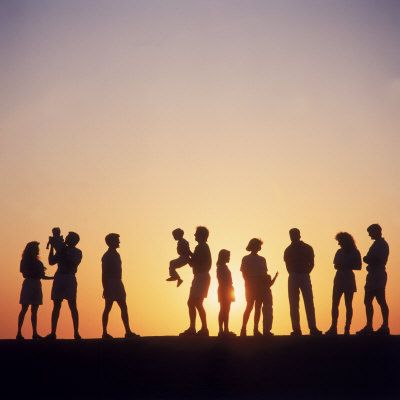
left=19, top=259, right=45, bottom=305
left=217, top=264, right=235, bottom=303
left=333, top=248, right=361, bottom=294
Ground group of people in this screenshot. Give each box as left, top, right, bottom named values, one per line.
left=16, top=223, right=390, bottom=339
left=167, top=224, right=390, bottom=337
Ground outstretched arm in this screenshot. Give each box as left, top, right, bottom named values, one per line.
left=271, top=272, right=279, bottom=286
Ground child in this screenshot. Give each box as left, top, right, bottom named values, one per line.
left=17, top=241, right=54, bottom=340
left=46, top=227, right=64, bottom=251
left=261, top=271, right=278, bottom=336
left=217, top=249, right=236, bottom=337
left=166, top=228, right=192, bottom=287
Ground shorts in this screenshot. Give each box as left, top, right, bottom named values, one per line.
left=189, top=272, right=211, bottom=300
left=365, top=270, right=387, bottom=292
left=103, top=279, right=127, bottom=302
left=51, top=273, right=77, bottom=301
left=20, top=279, right=43, bottom=305
left=333, top=270, right=356, bottom=294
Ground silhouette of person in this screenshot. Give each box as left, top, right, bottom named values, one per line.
left=284, top=228, right=322, bottom=336
left=101, top=233, right=139, bottom=339
left=325, top=232, right=361, bottom=335
left=240, top=238, right=276, bottom=337
left=17, top=242, right=53, bottom=340
left=166, top=228, right=192, bottom=287
left=46, top=231, right=82, bottom=340
left=216, top=249, right=236, bottom=337
left=357, top=224, right=390, bottom=335
left=179, top=226, right=211, bottom=337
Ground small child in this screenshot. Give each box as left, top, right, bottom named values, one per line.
left=217, top=249, right=236, bottom=337
left=46, top=227, right=64, bottom=251
left=166, top=228, right=192, bottom=287
left=261, top=271, right=278, bottom=336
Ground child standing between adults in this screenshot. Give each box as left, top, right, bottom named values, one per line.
left=166, top=228, right=192, bottom=287
left=216, top=249, right=236, bottom=337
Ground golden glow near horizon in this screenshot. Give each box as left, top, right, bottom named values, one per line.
left=1, top=1, right=400, bottom=338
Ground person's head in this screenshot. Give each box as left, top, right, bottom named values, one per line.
left=217, top=249, right=230, bottom=266
left=105, top=233, right=120, bottom=249
left=52, top=227, right=61, bottom=237
left=289, top=228, right=301, bottom=243
left=22, top=241, right=40, bottom=260
left=194, top=226, right=209, bottom=243
left=65, top=231, right=80, bottom=247
left=335, top=232, right=356, bottom=250
left=172, top=228, right=184, bottom=240
left=246, top=238, right=263, bottom=253
left=367, top=224, right=382, bottom=240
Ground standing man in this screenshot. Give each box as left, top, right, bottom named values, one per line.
left=357, top=224, right=390, bottom=335
left=101, top=233, right=139, bottom=339
left=284, top=228, right=322, bottom=336
left=179, top=226, right=211, bottom=337
left=46, top=231, right=82, bottom=339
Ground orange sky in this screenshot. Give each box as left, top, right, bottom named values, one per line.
left=1, top=1, right=400, bottom=338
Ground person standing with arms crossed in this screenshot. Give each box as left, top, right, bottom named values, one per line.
left=284, top=228, right=322, bottom=336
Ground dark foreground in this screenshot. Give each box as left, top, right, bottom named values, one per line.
left=1, top=335, right=400, bottom=399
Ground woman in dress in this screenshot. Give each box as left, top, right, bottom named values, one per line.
left=17, top=241, right=53, bottom=339
left=216, top=249, right=236, bottom=337
left=325, top=232, right=361, bottom=335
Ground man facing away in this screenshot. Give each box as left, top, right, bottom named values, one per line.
left=179, top=226, right=212, bottom=337
left=46, top=231, right=82, bottom=339
left=102, top=233, right=139, bottom=339
left=284, top=228, right=322, bottom=336
left=357, top=224, right=390, bottom=335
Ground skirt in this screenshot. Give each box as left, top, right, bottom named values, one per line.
left=333, top=270, right=356, bottom=294
left=218, top=285, right=235, bottom=303
left=20, top=278, right=43, bottom=305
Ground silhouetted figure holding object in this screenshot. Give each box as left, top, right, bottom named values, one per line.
left=17, top=242, right=54, bottom=340
left=166, top=228, right=192, bottom=287
left=179, top=226, right=211, bottom=337
left=102, top=233, right=139, bottom=339
left=46, top=231, right=82, bottom=340
left=284, top=228, right=322, bottom=336
left=240, top=238, right=275, bottom=337
left=357, top=224, right=390, bottom=335
left=216, top=249, right=236, bottom=337
left=325, top=232, right=361, bottom=335
left=46, top=227, right=64, bottom=250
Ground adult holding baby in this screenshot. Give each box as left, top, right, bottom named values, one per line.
left=46, top=229, right=83, bottom=340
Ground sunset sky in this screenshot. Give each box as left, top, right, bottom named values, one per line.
left=1, top=0, right=400, bottom=338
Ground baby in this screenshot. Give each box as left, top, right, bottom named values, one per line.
left=46, top=227, right=64, bottom=251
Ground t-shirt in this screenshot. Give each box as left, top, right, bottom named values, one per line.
left=240, top=254, right=268, bottom=280
left=177, top=238, right=191, bottom=257
left=334, top=248, right=362, bottom=271
left=284, top=241, right=314, bottom=274
left=20, top=259, right=45, bottom=279
left=191, top=242, right=212, bottom=275
left=364, top=238, right=389, bottom=272
left=51, top=246, right=82, bottom=275
left=102, top=249, right=122, bottom=282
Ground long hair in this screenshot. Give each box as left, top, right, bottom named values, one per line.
left=22, top=241, right=40, bottom=261
left=217, top=249, right=230, bottom=267
left=335, top=232, right=357, bottom=250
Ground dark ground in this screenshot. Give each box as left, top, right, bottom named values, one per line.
left=1, top=335, right=399, bottom=399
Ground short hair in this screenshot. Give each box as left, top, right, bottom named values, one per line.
left=217, top=249, right=230, bottom=266
left=196, top=226, right=209, bottom=241
left=367, top=224, right=382, bottom=234
left=172, top=228, right=184, bottom=237
left=246, top=238, right=263, bottom=252
left=105, top=233, right=120, bottom=246
left=289, top=228, right=300, bottom=236
left=67, top=232, right=80, bottom=246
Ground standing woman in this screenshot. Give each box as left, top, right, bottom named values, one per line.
left=216, top=249, right=236, bottom=337
left=240, top=238, right=268, bottom=337
left=326, top=232, right=361, bottom=335
left=17, top=241, right=53, bottom=339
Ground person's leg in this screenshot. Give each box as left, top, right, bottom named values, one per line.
left=50, top=300, right=62, bottom=335
left=241, top=300, right=254, bottom=334
left=102, top=299, right=113, bottom=335
left=188, top=297, right=197, bottom=330
left=262, top=292, right=273, bottom=334
left=330, top=289, right=342, bottom=330
left=218, top=303, right=224, bottom=334
left=288, top=275, right=301, bottom=333
left=253, top=300, right=262, bottom=334
left=117, top=299, right=133, bottom=334
left=224, top=302, right=231, bottom=332
left=344, top=292, right=354, bottom=333
left=195, top=299, right=207, bottom=330
left=376, top=289, right=389, bottom=328
left=364, top=291, right=374, bottom=329
left=17, top=304, right=29, bottom=337
left=67, top=299, right=80, bottom=337
left=168, top=257, right=187, bottom=281
left=31, top=305, right=40, bottom=337
left=300, top=275, right=318, bottom=332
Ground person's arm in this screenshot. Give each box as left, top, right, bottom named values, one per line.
left=48, top=245, right=58, bottom=266
left=352, top=250, right=362, bottom=270
left=270, top=272, right=279, bottom=286
left=307, top=245, right=315, bottom=273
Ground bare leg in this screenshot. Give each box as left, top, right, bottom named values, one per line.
left=218, top=304, right=224, bottom=333
left=17, top=304, right=29, bottom=336
left=254, top=300, right=262, bottom=333
left=188, top=298, right=196, bottom=330
left=376, top=291, right=389, bottom=328
left=241, top=301, right=254, bottom=332
left=31, top=305, right=39, bottom=336
left=330, top=290, right=342, bottom=329
left=67, top=299, right=79, bottom=336
left=224, top=302, right=231, bottom=332
left=344, top=292, right=354, bottom=331
left=117, top=300, right=132, bottom=334
left=102, top=299, right=113, bottom=335
left=195, top=300, right=207, bottom=330
left=364, top=292, right=374, bottom=329
left=51, top=300, right=62, bottom=335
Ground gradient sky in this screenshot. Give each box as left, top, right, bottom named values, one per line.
left=1, top=0, right=400, bottom=338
